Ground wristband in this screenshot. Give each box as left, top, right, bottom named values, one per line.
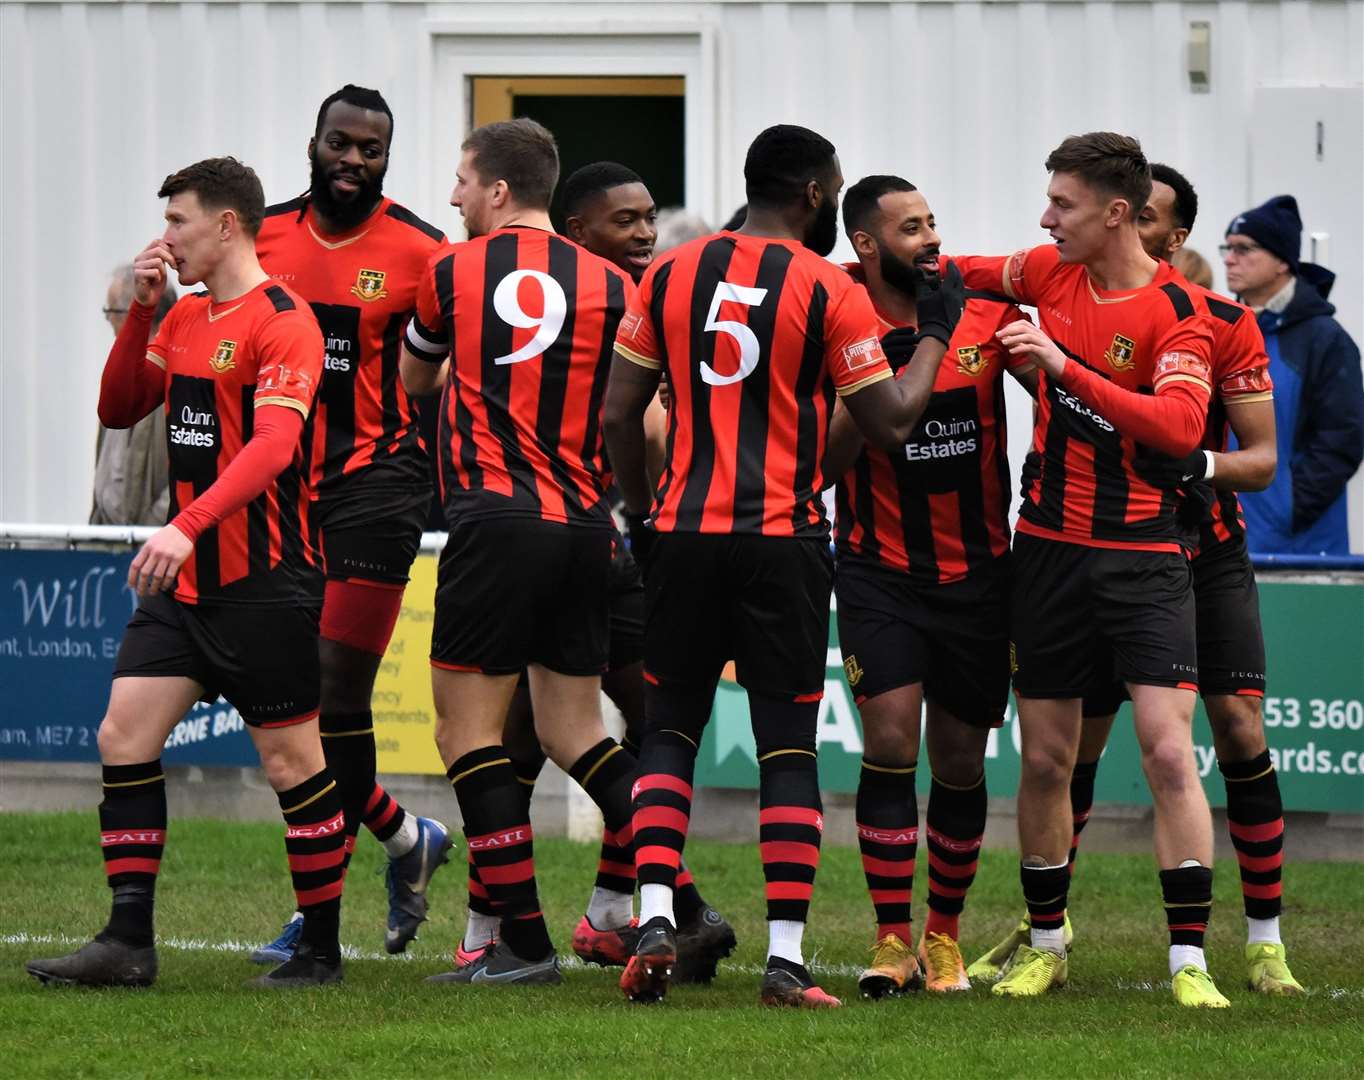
left=1203, top=451, right=1215, bottom=480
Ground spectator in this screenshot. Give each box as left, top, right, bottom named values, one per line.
left=90, top=265, right=177, bottom=525
left=1171, top=246, right=1213, bottom=288
left=654, top=207, right=711, bottom=253
left=1223, top=195, right=1364, bottom=555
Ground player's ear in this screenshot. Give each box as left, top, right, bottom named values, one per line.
left=851, top=229, right=877, bottom=259
left=564, top=214, right=586, bottom=243
left=219, top=208, right=237, bottom=242
left=1105, top=197, right=1130, bottom=229
left=1169, top=227, right=1190, bottom=255
left=307, top=137, right=317, bottom=163
left=805, top=177, right=823, bottom=211
left=491, top=179, right=510, bottom=209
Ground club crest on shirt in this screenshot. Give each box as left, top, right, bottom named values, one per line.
left=1104, top=333, right=1137, bottom=372
left=351, top=268, right=389, bottom=302
left=955, top=344, right=988, bottom=376
left=209, top=339, right=238, bottom=374
left=843, top=655, right=864, bottom=688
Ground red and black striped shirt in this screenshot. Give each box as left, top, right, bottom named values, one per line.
left=1182, top=285, right=1274, bottom=553
left=256, top=197, right=445, bottom=495
left=615, top=231, right=891, bottom=537
left=834, top=262, right=1034, bottom=582
left=958, top=245, right=1215, bottom=553
left=406, top=227, right=631, bottom=528
left=147, top=281, right=324, bottom=604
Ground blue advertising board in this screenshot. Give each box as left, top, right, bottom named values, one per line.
left=0, top=549, right=256, bottom=765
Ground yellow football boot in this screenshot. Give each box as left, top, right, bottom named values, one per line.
left=918, top=931, right=970, bottom=992
left=1246, top=942, right=1304, bottom=995
left=991, top=944, right=1067, bottom=998
left=857, top=933, right=923, bottom=999
left=968, top=913, right=1073, bottom=982
left=1172, top=964, right=1231, bottom=1008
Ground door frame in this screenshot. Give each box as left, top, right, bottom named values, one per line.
left=415, top=18, right=719, bottom=240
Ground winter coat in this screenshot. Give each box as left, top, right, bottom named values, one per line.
left=1236, top=271, right=1364, bottom=555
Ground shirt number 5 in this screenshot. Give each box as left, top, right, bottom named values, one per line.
left=701, top=281, right=768, bottom=386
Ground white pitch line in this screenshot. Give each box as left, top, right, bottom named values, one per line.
left=6, top=931, right=1359, bottom=998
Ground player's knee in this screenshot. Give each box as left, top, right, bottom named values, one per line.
left=1206, top=697, right=1266, bottom=760
left=1019, top=740, right=1074, bottom=792
left=1140, top=738, right=1196, bottom=796
left=96, top=711, right=135, bottom=761
left=862, top=721, right=916, bottom=765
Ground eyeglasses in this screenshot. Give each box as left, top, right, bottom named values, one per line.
left=102, top=307, right=129, bottom=318
left=1218, top=242, right=1263, bottom=259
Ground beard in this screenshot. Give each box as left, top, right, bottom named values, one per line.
left=877, top=240, right=939, bottom=298
left=805, top=197, right=840, bottom=257
left=308, top=151, right=386, bottom=231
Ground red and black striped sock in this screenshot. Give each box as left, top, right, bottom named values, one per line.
left=467, top=756, right=541, bottom=919
left=924, top=772, right=986, bottom=941
left=567, top=738, right=636, bottom=897
left=448, top=746, right=550, bottom=960
left=1068, top=759, right=1099, bottom=876
left=758, top=751, right=823, bottom=925
left=362, top=782, right=405, bottom=843
left=855, top=758, right=918, bottom=944
left=320, top=709, right=375, bottom=870
left=1021, top=862, right=1069, bottom=936
left=1160, top=864, right=1213, bottom=949
left=633, top=730, right=698, bottom=895
left=97, top=760, right=166, bottom=948
left=1219, top=750, right=1284, bottom=921
left=278, top=769, right=347, bottom=964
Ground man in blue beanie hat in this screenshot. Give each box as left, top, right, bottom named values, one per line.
left=1223, top=195, right=1363, bottom=555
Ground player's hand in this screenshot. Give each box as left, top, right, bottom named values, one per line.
left=623, top=512, right=658, bottom=566
left=912, top=262, right=966, bottom=345
left=879, top=327, right=921, bottom=371
left=128, top=524, right=193, bottom=596
left=997, top=320, right=1067, bottom=378
left=132, top=239, right=176, bottom=308
left=1177, top=481, right=1215, bottom=530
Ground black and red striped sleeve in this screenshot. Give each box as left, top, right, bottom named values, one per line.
left=406, top=251, right=452, bottom=362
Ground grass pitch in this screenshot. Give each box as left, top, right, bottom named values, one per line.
left=1, top=811, right=1360, bottom=1079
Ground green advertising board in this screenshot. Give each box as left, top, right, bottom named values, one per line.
left=694, top=576, right=1364, bottom=814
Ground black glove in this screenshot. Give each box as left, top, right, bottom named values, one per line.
left=1135, top=449, right=1210, bottom=490
left=623, top=512, right=658, bottom=565
left=913, top=261, right=966, bottom=346
left=880, top=326, right=920, bottom=372
left=1177, top=481, right=1216, bottom=531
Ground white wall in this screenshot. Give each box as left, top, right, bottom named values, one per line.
left=3, top=0, right=1362, bottom=546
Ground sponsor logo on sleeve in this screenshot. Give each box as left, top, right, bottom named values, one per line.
left=1155, top=350, right=1212, bottom=383
left=350, top=268, right=389, bottom=302
left=619, top=310, right=644, bottom=341
left=842, top=336, right=885, bottom=374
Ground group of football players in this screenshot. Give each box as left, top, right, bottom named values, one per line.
left=26, top=83, right=1301, bottom=1011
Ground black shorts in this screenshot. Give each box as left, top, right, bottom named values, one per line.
left=432, top=517, right=611, bottom=677
left=1011, top=533, right=1197, bottom=699
left=607, top=535, right=645, bottom=673
left=113, top=590, right=321, bottom=726
left=644, top=533, right=833, bottom=701
left=835, top=554, right=1011, bottom=729
left=313, top=472, right=431, bottom=585
left=1082, top=537, right=1265, bottom=716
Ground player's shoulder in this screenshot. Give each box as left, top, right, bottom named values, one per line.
left=1187, top=281, right=1252, bottom=327
left=380, top=200, right=446, bottom=246
left=259, top=197, right=308, bottom=237
left=251, top=281, right=319, bottom=333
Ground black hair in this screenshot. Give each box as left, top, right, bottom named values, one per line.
left=314, top=84, right=394, bottom=144
left=560, top=161, right=644, bottom=218
left=1150, top=162, right=1198, bottom=232
left=743, top=124, right=837, bottom=208
left=842, top=175, right=918, bottom=238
